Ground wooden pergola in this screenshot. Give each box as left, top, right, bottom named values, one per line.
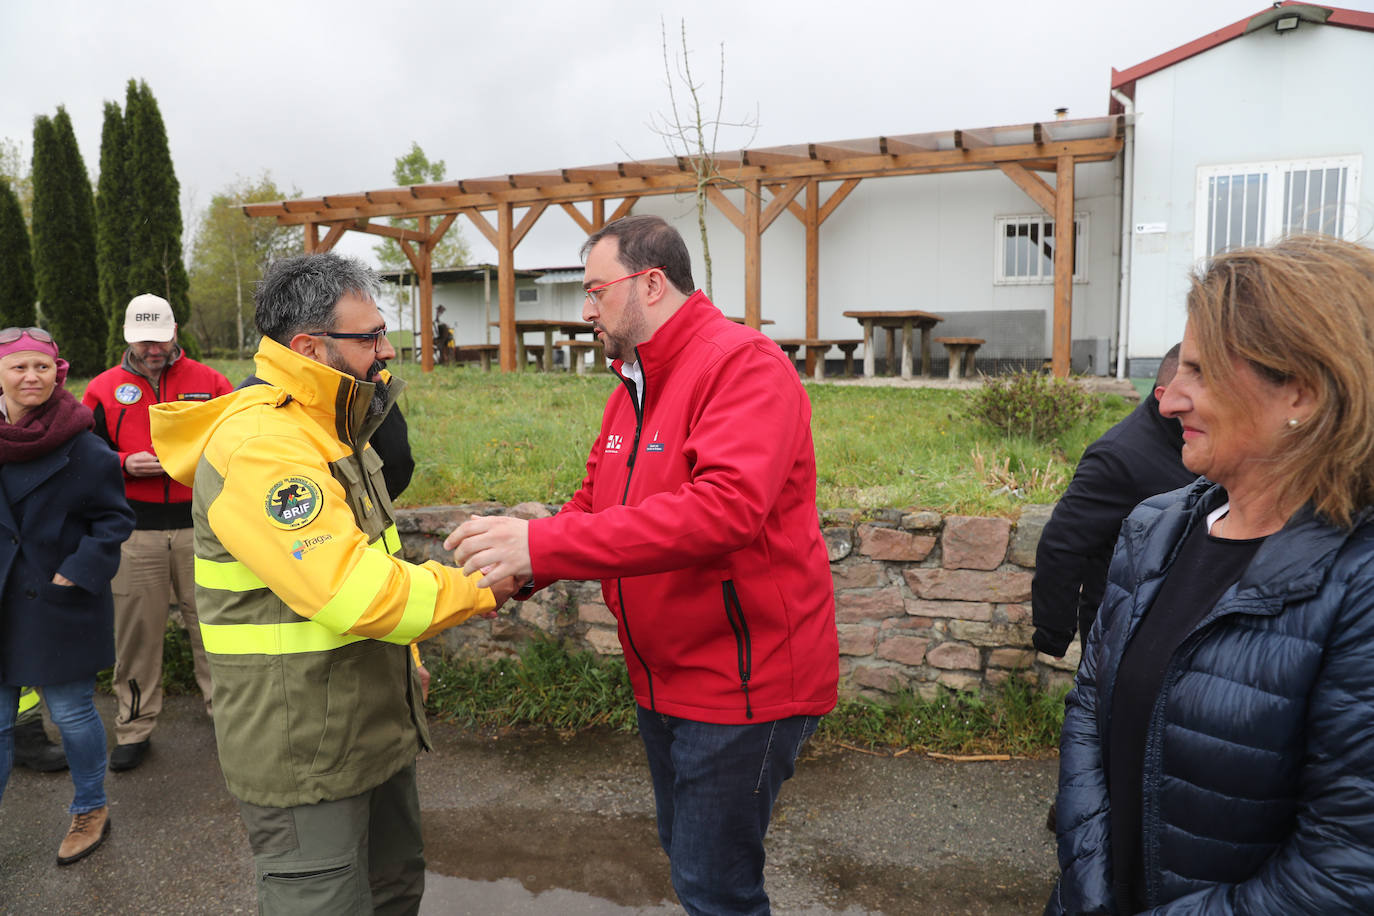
left=244, top=115, right=1124, bottom=376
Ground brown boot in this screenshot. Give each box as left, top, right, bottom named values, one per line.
left=56, top=806, right=111, bottom=865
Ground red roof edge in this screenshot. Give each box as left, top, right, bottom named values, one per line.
left=1110, top=3, right=1374, bottom=95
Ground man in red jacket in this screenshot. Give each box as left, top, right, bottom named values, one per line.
left=83, top=294, right=232, bottom=771
left=448, top=215, right=838, bottom=915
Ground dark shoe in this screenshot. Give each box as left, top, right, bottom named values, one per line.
left=13, top=719, right=68, bottom=773
left=108, top=739, right=150, bottom=772
left=1046, top=802, right=1058, bottom=832
left=57, top=806, right=110, bottom=865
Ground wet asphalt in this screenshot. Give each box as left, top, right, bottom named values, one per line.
left=0, top=694, right=1060, bottom=915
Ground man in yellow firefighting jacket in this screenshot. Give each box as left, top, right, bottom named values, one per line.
left=150, top=252, right=516, bottom=915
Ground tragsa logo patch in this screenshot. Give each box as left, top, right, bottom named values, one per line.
left=265, top=476, right=324, bottom=530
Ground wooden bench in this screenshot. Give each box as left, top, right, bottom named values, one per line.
left=455, top=343, right=499, bottom=371
left=772, top=338, right=863, bottom=380
left=933, top=337, right=984, bottom=380
left=559, top=339, right=605, bottom=375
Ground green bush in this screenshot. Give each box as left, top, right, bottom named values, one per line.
left=971, top=371, right=1099, bottom=441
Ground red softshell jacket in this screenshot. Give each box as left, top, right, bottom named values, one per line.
left=83, top=350, right=232, bottom=505
left=528, top=292, right=839, bottom=725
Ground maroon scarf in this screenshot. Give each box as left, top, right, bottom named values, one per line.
left=0, top=388, right=95, bottom=464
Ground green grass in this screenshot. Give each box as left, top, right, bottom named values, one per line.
left=194, top=358, right=1134, bottom=514
left=417, top=638, right=1066, bottom=756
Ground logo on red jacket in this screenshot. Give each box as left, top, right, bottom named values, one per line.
left=605, top=434, right=624, bottom=454
left=266, top=476, right=323, bottom=530
left=114, top=383, right=142, bottom=405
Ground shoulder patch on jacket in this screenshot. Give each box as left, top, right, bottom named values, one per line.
left=114, top=383, right=142, bottom=404
left=265, top=476, right=324, bottom=529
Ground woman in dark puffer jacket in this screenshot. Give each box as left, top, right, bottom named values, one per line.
left=1047, top=234, right=1374, bottom=915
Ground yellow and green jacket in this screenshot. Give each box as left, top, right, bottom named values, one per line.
left=150, top=337, right=494, bottom=807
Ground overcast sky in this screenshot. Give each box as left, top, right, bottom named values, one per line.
left=6, top=0, right=1373, bottom=268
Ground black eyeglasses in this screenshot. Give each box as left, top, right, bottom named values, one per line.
left=0, top=327, right=54, bottom=345
left=306, top=326, right=388, bottom=354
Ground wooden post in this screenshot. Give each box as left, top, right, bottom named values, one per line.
left=804, top=179, right=820, bottom=375
left=744, top=179, right=761, bottom=328
left=304, top=222, right=319, bottom=254
left=497, top=202, right=516, bottom=372
left=592, top=199, right=605, bottom=231
left=418, top=215, right=434, bottom=373
left=1052, top=155, right=1075, bottom=378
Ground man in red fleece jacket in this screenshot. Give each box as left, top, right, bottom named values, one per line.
left=83, top=294, right=232, bottom=771
left=448, top=215, right=838, bottom=915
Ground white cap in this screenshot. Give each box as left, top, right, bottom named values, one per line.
left=124, top=294, right=176, bottom=343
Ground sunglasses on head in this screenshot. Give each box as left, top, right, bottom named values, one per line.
left=0, top=327, right=54, bottom=345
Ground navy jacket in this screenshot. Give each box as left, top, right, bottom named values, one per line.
left=1047, top=479, right=1374, bottom=914
left=0, top=431, right=135, bottom=686
left=1032, top=395, right=1192, bottom=658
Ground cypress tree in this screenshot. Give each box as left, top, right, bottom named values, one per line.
left=97, top=98, right=131, bottom=362
left=125, top=79, right=195, bottom=355
left=0, top=177, right=36, bottom=328
left=30, top=108, right=103, bottom=376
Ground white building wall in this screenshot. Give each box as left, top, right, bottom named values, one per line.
left=635, top=163, right=1121, bottom=360
left=1127, top=24, right=1374, bottom=372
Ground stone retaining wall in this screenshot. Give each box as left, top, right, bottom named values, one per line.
left=397, top=503, right=1080, bottom=699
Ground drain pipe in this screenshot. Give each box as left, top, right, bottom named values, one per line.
left=1111, top=88, right=1135, bottom=379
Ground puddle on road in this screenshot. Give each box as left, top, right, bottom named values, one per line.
left=811, top=853, right=1056, bottom=915
left=423, top=805, right=676, bottom=908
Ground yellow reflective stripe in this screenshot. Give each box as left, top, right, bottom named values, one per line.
left=18, top=687, right=40, bottom=714
left=199, top=621, right=366, bottom=655
left=378, top=524, right=401, bottom=554
left=195, top=556, right=267, bottom=592
left=312, top=548, right=393, bottom=634
left=384, top=562, right=437, bottom=644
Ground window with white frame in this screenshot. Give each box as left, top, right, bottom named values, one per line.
left=1194, top=155, right=1362, bottom=259
left=994, top=214, right=1087, bottom=284
left=516, top=286, right=539, bottom=304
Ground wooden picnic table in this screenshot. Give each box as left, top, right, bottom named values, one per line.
left=842, top=310, right=944, bottom=379
left=491, top=319, right=594, bottom=371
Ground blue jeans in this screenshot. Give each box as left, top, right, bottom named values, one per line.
left=636, top=708, right=819, bottom=916
left=0, top=680, right=108, bottom=813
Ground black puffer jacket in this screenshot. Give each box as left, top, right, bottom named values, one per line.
left=1047, top=479, right=1374, bottom=915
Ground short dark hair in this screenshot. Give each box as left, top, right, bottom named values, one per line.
left=1155, top=343, right=1182, bottom=388
left=254, top=253, right=381, bottom=344
left=580, top=215, right=694, bottom=295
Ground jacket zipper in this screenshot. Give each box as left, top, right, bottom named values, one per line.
left=721, top=580, right=754, bottom=719
left=613, top=353, right=654, bottom=710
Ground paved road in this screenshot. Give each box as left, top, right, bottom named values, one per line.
left=0, top=695, right=1060, bottom=915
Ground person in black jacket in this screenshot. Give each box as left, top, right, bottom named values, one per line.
left=1048, top=235, right=1374, bottom=914
left=1031, top=344, right=1193, bottom=660
left=0, top=328, right=135, bottom=865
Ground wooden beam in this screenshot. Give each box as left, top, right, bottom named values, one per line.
left=398, top=239, right=423, bottom=275
left=563, top=167, right=622, bottom=183
left=365, top=189, right=417, bottom=205
left=410, top=182, right=464, bottom=199
left=881, top=133, right=942, bottom=154
left=351, top=221, right=430, bottom=244
left=304, top=223, right=319, bottom=253
left=561, top=201, right=595, bottom=235
left=508, top=171, right=565, bottom=189
left=954, top=128, right=995, bottom=149
left=1051, top=154, right=1075, bottom=379
left=464, top=209, right=499, bottom=248
left=760, top=178, right=806, bottom=233
left=283, top=198, right=327, bottom=213
left=418, top=215, right=435, bottom=373
left=818, top=178, right=861, bottom=224
left=511, top=201, right=547, bottom=249
left=706, top=185, right=745, bottom=233
left=318, top=223, right=348, bottom=252
left=592, top=199, right=606, bottom=229
left=744, top=179, right=761, bottom=328
left=805, top=179, right=820, bottom=375
left=997, top=162, right=1056, bottom=215
left=459, top=178, right=516, bottom=195
left=609, top=197, right=638, bottom=223
left=498, top=202, right=516, bottom=372
left=251, top=137, right=1123, bottom=226
left=809, top=142, right=879, bottom=161
left=742, top=147, right=812, bottom=166
left=322, top=194, right=369, bottom=208
left=428, top=212, right=459, bottom=251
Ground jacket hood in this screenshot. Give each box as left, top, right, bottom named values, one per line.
left=150, top=336, right=402, bottom=487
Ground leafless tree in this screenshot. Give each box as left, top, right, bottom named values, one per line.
left=645, top=19, right=757, bottom=298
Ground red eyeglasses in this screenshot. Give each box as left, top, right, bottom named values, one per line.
left=583, top=267, right=664, bottom=305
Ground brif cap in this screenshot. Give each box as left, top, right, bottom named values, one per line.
left=124, top=294, right=176, bottom=343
